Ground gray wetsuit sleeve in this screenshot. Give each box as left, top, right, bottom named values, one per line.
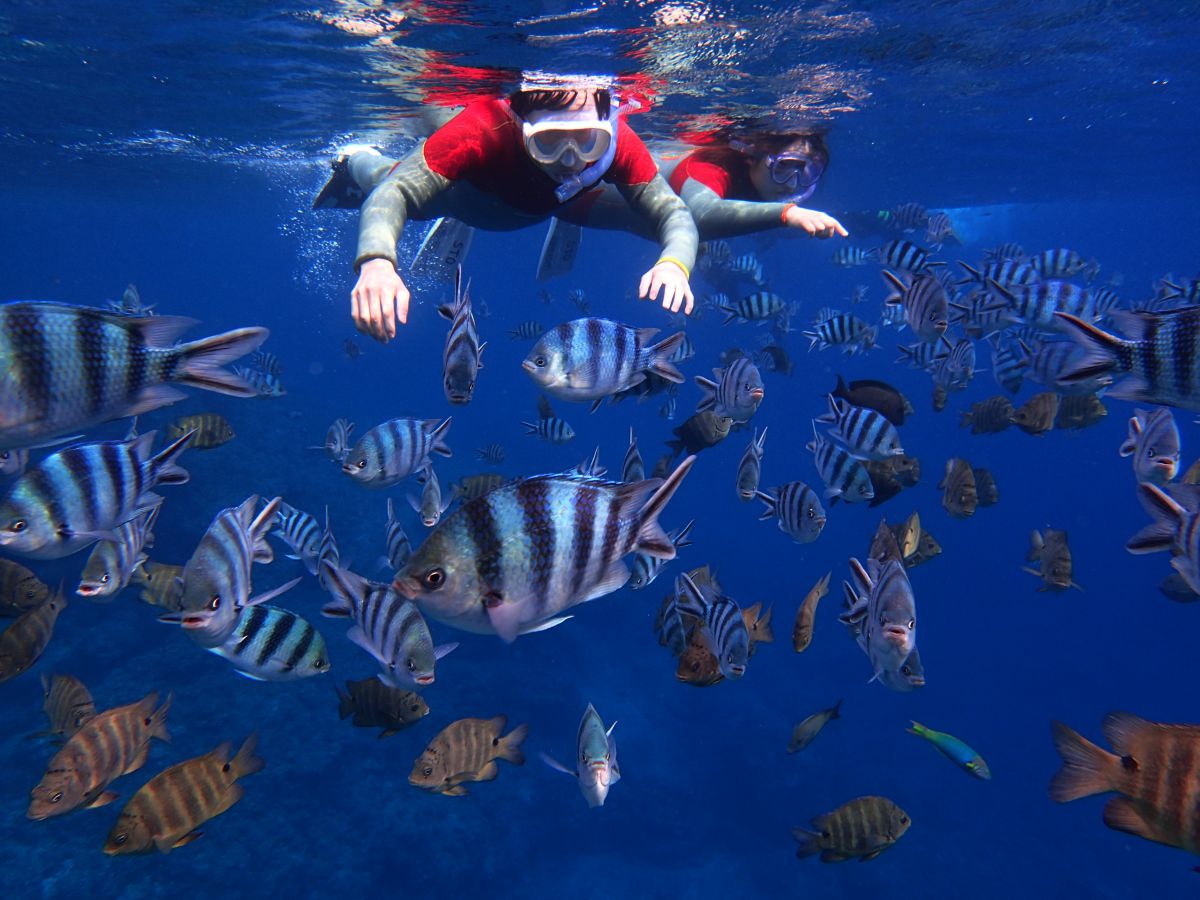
left=617, top=175, right=698, bottom=273
left=354, top=148, right=453, bottom=271
left=679, top=180, right=790, bottom=240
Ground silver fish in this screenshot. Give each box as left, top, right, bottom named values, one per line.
left=271, top=501, right=321, bottom=576
left=839, top=558, right=920, bottom=689
left=343, top=417, right=452, bottom=489
left=1118, top=408, right=1179, bottom=485
left=695, top=358, right=764, bottom=423
left=408, top=466, right=450, bottom=528
left=441, top=267, right=485, bottom=405
left=541, top=703, right=620, bottom=808
left=77, top=501, right=161, bottom=599
left=735, top=427, right=768, bottom=501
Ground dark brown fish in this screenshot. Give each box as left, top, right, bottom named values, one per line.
left=757, top=344, right=793, bottom=375
left=1051, top=713, right=1200, bottom=856
left=793, top=795, right=911, bottom=862
left=167, top=413, right=235, bottom=449
left=792, top=572, right=830, bottom=653
left=450, top=473, right=506, bottom=502
left=719, top=347, right=747, bottom=366
left=741, top=602, right=773, bottom=656
left=1011, top=391, right=1059, bottom=435
left=1024, top=528, right=1079, bottom=592
left=832, top=376, right=910, bottom=426
left=676, top=622, right=723, bottom=687
left=869, top=516, right=904, bottom=565
left=1055, top=393, right=1107, bottom=430
left=959, top=396, right=1013, bottom=434
left=667, top=411, right=733, bottom=456
left=906, top=530, right=942, bottom=568
left=27, top=692, right=171, bottom=819
left=788, top=700, right=843, bottom=753
left=939, top=458, right=978, bottom=519
left=865, top=455, right=921, bottom=508
left=0, top=558, right=49, bottom=617
left=131, top=562, right=184, bottom=610
left=651, top=453, right=674, bottom=480
left=39, top=674, right=96, bottom=741
left=932, top=383, right=948, bottom=412
left=103, top=734, right=263, bottom=854
left=336, top=677, right=429, bottom=737
left=0, top=590, right=67, bottom=684
left=973, top=467, right=1000, bottom=506
left=409, top=716, right=527, bottom=796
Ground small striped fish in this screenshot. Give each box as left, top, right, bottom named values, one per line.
left=321, top=565, right=456, bottom=690
left=735, top=427, right=768, bottom=501
left=925, top=212, right=955, bottom=248
left=695, top=358, right=764, bottom=423
left=567, top=288, right=589, bottom=313
left=0, top=557, right=48, bottom=616
left=394, top=456, right=696, bottom=641
left=818, top=395, right=905, bottom=461
left=988, top=334, right=1027, bottom=394
left=449, top=473, right=506, bottom=503
left=132, top=561, right=184, bottom=610
left=992, top=279, right=1099, bottom=330
left=983, top=242, right=1026, bottom=262
left=700, top=240, right=733, bottom=267
left=623, top=428, right=645, bottom=483
left=522, top=416, right=575, bottom=443
left=109, top=284, right=155, bottom=317
left=0, top=590, right=67, bottom=683
left=209, top=605, right=330, bottom=681
left=803, top=314, right=876, bottom=352
left=654, top=592, right=688, bottom=655
left=409, top=716, right=528, bottom=797
left=39, top=673, right=96, bottom=741
left=0, top=430, right=192, bottom=560
left=272, top=501, right=321, bottom=576
left=508, top=320, right=543, bottom=341
left=384, top=497, right=412, bottom=570
left=344, top=417, right=452, bottom=488
left=103, top=734, right=263, bottom=855
left=889, top=202, right=929, bottom=232
left=232, top=366, right=286, bottom=397
left=251, top=350, right=281, bottom=376
left=831, top=246, right=872, bottom=267
left=756, top=481, right=826, bottom=544
left=729, top=254, right=764, bottom=285
left=166, top=413, right=234, bottom=449
left=882, top=271, right=949, bottom=343
left=807, top=425, right=875, bottom=504
left=440, top=266, right=484, bottom=405
left=673, top=572, right=750, bottom=680
left=629, top=519, right=695, bottom=591
left=874, top=239, right=939, bottom=273
left=408, top=466, right=450, bottom=527
left=948, top=292, right=1008, bottom=340
left=27, top=692, right=171, bottom=820
left=794, top=796, right=911, bottom=862
left=896, top=339, right=951, bottom=371
left=311, top=418, right=354, bottom=463
left=476, top=442, right=504, bottom=465
left=660, top=395, right=677, bottom=420
left=570, top=447, right=607, bottom=479
left=0, top=447, right=30, bottom=477
left=719, top=292, right=784, bottom=325
left=667, top=332, right=695, bottom=363
left=0, top=301, right=266, bottom=450
left=77, top=502, right=161, bottom=599
left=1031, top=248, right=1089, bottom=279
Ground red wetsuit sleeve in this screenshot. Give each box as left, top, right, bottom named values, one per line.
left=421, top=100, right=511, bottom=181
left=668, top=153, right=734, bottom=198
left=606, top=119, right=661, bottom=186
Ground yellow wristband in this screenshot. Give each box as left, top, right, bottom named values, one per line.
left=656, top=256, right=691, bottom=279
left=781, top=202, right=796, bottom=225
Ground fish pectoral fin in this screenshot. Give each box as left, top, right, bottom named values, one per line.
left=485, top=599, right=526, bottom=644
left=439, top=784, right=469, bottom=797
left=1103, top=796, right=1164, bottom=844
left=161, top=831, right=204, bottom=853
left=539, top=752, right=576, bottom=778
left=520, top=616, right=573, bottom=635
left=581, top=560, right=631, bottom=602
left=124, top=744, right=150, bottom=775
left=86, top=791, right=120, bottom=809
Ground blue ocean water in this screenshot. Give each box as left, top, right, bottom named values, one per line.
left=2, top=2, right=1200, bottom=898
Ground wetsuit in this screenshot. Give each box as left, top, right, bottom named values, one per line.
left=352, top=98, right=697, bottom=276
left=665, top=146, right=796, bottom=239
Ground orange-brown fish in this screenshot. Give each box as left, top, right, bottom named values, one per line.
left=788, top=700, right=843, bottom=753
left=792, top=572, right=831, bottom=653
left=742, top=602, right=774, bottom=656
left=1051, top=713, right=1200, bottom=856
left=336, top=678, right=429, bottom=737
left=0, top=590, right=67, bottom=683
left=167, top=413, right=234, bottom=449
left=27, top=692, right=171, bottom=819
left=1055, top=393, right=1106, bottom=430
left=409, top=716, right=527, bottom=796
left=0, top=558, right=49, bottom=617
left=676, top=622, right=724, bottom=687
left=131, top=561, right=184, bottom=610
left=973, top=467, right=1000, bottom=507
left=939, top=458, right=977, bottom=519
left=1011, top=392, right=1059, bottom=435
left=39, top=674, right=96, bottom=741
left=793, top=795, right=911, bottom=862
left=960, top=396, right=1013, bottom=434
left=1024, top=528, right=1080, bottom=592
left=103, top=734, right=263, bottom=854
left=667, top=411, right=733, bottom=456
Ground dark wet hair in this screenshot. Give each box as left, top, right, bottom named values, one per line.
left=742, top=131, right=830, bottom=166
left=508, top=88, right=612, bottom=120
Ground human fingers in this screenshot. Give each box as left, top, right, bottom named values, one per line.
left=639, top=269, right=660, bottom=303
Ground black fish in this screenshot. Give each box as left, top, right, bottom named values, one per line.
left=831, top=376, right=911, bottom=426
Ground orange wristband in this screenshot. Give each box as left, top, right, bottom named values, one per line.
left=781, top=202, right=796, bottom=225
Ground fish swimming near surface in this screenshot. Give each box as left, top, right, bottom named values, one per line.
left=1118, top=407, right=1180, bottom=485
left=409, top=716, right=528, bottom=797
left=166, top=413, right=234, bottom=449
left=908, top=721, right=991, bottom=780
left=38, top=673, right=96, bottom=742
left=336, top=678, right=430, bottom=738
left=27, top=691, right=171, bottom=820
left=541, top=703, right=621, bottom=808
left=393, top=457, right=695, bottom=642
left=788, top=700, right=842, bottom=753
left=0, top=301, right=266, bottom=450
left=1024, top=528, right=1081, bottom=592
left=343, top=417, right=452, bottom=489
left=756, top=481, right=826, bottom=544
left=939, top=458, right=978, bottom=519
left=830, top=376, right=911, bottom=426
left=103, top=734, right=264, bottom=855
left=0, top=558, right=49, bottom=617
left=793, top=796, right=911, bottom=862
left=1050, top=712, right=1200, bottom=857
left=792, top=572, right=830, bottom=653
left=695, top=358, right=764, bottom=423
left=0, top=589, right=67, bottom=684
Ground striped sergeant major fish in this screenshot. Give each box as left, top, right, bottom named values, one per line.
left=271, top=501, right=321, bottom=576
left=990, top=279, right=1100, bottom=330
left=629, top=519, right=695, bottom=591
left=541, top=703, right=620, bottom=808
left=889, top=202, right=929, bottom=232
left=803, top=313, right=877, bottom=353
left=948, top=292, right=1009, bottom=340
left=672, top=571, right=750, bottom=680
left=0, top=589, right=67, bottom=684
left=718, top=292, right=785, bottom=325
left=882, top=271, right=949, bottom=343
left=667, top=332, right=695, bottom=363
left=439, top=266, right=485, bottom=405
left=384, top=497, right=413, bottom=570
left=1020, top=340, right=1112, bottom=396
left=310, top=418, right=354, bottom=464
left=988, top=333, right=1027, bottom=394
left=522, top=416, right=576, bottom=443
left=729, top=253, right=764, bottom=284
left=623, top=428, right=645, bottom=483
left=755, top=481, right=826, bottom=544
left=507, top=320, right=543, bottom=341
left=0, top=301, right=266, bottom=450
left=735, top=427, right=768, bottom=501
left=250, top=350, right=281, bottom=376
left=522, top=318, right=685, bottom=407
left=209, top=605, right=330, bottom=681
left=925, top=212, right=956, bottom=248
left=1031, top=247, right=1090, bottom=279
left=343, top=417, right=452, bottom=489
left=232, top=366, right=285, bottom=397
left=817, top=396, right=905, bottom=461
left=393, top=456, right=696, bottom=642
left=77, top=501, right=162, bottom=599
left=320, top=565, right=457, bottom=690
left=1056, top=307, right=1200, bottom=411
left=160, top=496, right=300, bottom=649
left=831, top=246, right=873, bottom=267
left=983, top=242, right=1026, bottom=262
left=695, top=357, right=764, bottom=423
left=839, top=557, right=919, bottom=689
left=956, top=258, right=1040, bottom=289
left=699, top=240, right=733, bottom=268
left=409, top=466, right=450, bottom=528
left=896, top=338, right=952, bottom=371
left=807, top=424, right=875, bottom=505
left=872, top=239, right=941, bottom=273
left=476, top=442, right=504, bottom=465
left=0, top=430, right=193, bottom=560
left=27, top=692, right=171, bottom=820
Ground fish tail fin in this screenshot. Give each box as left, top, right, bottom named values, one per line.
left=672, top=572, right=708, bottom=618
left=498, top=722, right=529, bottom=765
left=335, top=685, right=353, bottom=720
left=249, top=497, right=282, bottom=565
left=1050, top=720, right=1119, bottom=802
left=633, top=455, right=696, bottom=558
left=830, top=699, right=843, bottom=719
left=693, top=376, right=717, bottom=413
left=1126, top=484, right=1183, bottom=553
left=793, top=827, right=823, bottom=859
left=429, top=417, right=453, bottom=458
left=755, top=489, right=778, bottom=520
left=150, top=692, right=172, bottom=743
left=177, top=327, right=270, bottom=397
left=648, top=332, right=686, bottom=384
left=1026, top=530, right=1044, bottom=562
left=230, top=733, right=265, bottom=778
left=906, top=720, right=927, bottom=737
left=1053, top=313, right=1123, bottom=382
left=144, top=429, right=193, bottom=486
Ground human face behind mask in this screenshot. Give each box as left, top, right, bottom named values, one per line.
left=747, top=138, right=826, bottom=203
left=520, top=93, right=615, bottom=178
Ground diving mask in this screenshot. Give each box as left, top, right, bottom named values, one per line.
left=522, top=108, right=616, bottom=166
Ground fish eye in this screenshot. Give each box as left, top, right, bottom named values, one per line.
left=409, top=703, right=421, bottom=712
left=50, top=791, right=63, bottom=803
left=902, top=665, right=912, bottom=675
left=900, top=815, right=909, bottom=825
left=209, top=595, right=221, bottom=610
left=406, top=658, right=416, bottom=671
left=859, top=484, right=869, bottom=494
left=101, top=573, right=110, bottom=584
left=1146, top=447, right=1156, bottom=457
left=422, top=766, right=433, bottom=777
left=907, top=618, right=915, bottom=629
left=423, top=568, right=445, bottom=588
left=114, top=833, right=128, bottom=845
left=534, top=356, right=547, bottom=367
left=356, top=459, right=366, bottom=469
left=10, top=519, right=26, bottom=532
left=806, top=507, right=814, bottom=518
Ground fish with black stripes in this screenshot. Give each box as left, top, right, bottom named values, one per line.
left=756, top=481, right=826, bottom=544
left=270, top=501, right=322, bottom=576
left=623, top=428, right=644, bottom=483
left=311, top=418, right=354, bottom=464
left=336, top=677, right=429, bottom=737
left=882, top=271, right=949, bottom=342
left=0, top=589, right=67, bottom=683
left=802, top=313, right=876, bottom=354
left=672, top=571, right=750, bottom=680
left=0, top=557, right=49, bottom=617
left=77, top=501, right=161, bottom=599
left=476, top=442, right=504, bottom=465
left=817, top=395, right=905, bottom=461
left=166, top=413, right=234, bottom=449
left=718, top=292, right=784, bottom=325
left=807, top=425, right=874, bottom=505
left=439, top=266, right=485, bottom=405
left=628, top=519, right=694, bottom=591
left=694, top=357, right=764, bottom=423
left=873, top=239, right=940, bottom=273
left=343, top=417, right=452, bottom=488
left=735, top=427, right=767, bottom=501
left=409, top=716, right=528, bottom=797
left=207, top=604, right=330, bottom=682
left=37, top=673, right=96, bottom=742
left=383, top=497, right=413, bottom=570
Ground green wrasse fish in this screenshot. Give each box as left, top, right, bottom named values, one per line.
left=907, top=720, right=991, bottom=780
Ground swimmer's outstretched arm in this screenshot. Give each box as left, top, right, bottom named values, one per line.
left=679, top=181, right=847, bottom=241
left=619, top=175, right=699, bottom=316
left=352, top=152, right=453, bottom=342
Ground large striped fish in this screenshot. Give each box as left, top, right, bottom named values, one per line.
left=0, top=589, right=67, bottom=683
left=321, top=565, right=456, bottom=690
left=673, top=571, right=750, bottom=680
left=882, top=271, right=948, bottom=343
left=522, top=318, right=685, bottom=407
left=694, top=358, right=764, bottom=423
left=0, top=302, right=266, bottom=449
left=0, top=430, right=192, bottom=559
left=27, top=692, right=171, bottom=819
left=541, top=703, right=620, bottom=808
left=440, top=267, right=484, bottom=405
left=76, top=501, right=161, bottom=598
left=208, top=605, right=330, bottom=681
left=393, top=456, right=696, bottom=642
left=343, top=417, right=452, bottom=488
left=104, top=734, right=264, bottom=855
left=839, top=558, right=920, bottom=689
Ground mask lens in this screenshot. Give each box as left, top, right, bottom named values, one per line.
left=770, top=154, right=816, bottom=187
left=526, top=126, right=611, bottom=165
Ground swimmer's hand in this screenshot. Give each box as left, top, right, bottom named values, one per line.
left=352, top=258, right=410, bottom=343
left=639, top=260, right=694, bottom=316
left=785, top=207, right=848, bottom=239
